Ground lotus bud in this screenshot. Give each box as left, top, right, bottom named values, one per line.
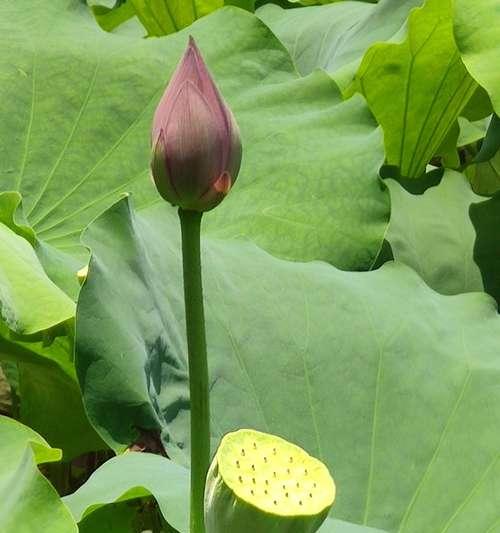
left=151, top=37, right=242, bottom=212
left=204, top=429, right=336, bottom=533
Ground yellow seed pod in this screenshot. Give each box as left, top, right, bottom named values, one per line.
left=205, top=429, right=335, bottom=533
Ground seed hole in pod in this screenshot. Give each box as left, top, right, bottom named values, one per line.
left=289, top=457, right=293, bottom=463
left=282, top=484, right=286, bottom=489
left=309, top=493, right=313, bottom=498
left=252, top=464, right=255, bottom=471
left=251, top=489, right=254, bottom=495
left=252, top=477, right=256, bottom=484
left=304, top=469, right=308, bottom=475
left=265, top=489, right=268, bottom=494
left=273, top=448, right=277, bottom=455
left=241, top=449, right=245, bottom=456
left=253, top=442, right=257, bottom=449
left=286, top=492, right=289, bottom=497
left=299, top=500, right=303, bottom=506
left=236, top=460, right=240, bottom=468
left=265, top=479, right=269, bottom=485
left=313, top=483, right=317, bottom=488
left=264, top=456, right=268, bottom=463
left=273, top=471, right=277, bottom=478
left=287, top=468, right=290, bottom=474
left=274, top=500, right=277, bottom=505
left=238, top=476, right=243, bottom=483
left=296, top=482, right=300, bottom=488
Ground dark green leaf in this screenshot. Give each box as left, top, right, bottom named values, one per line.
left=470, top=193, right=500, bottom=306
left=475, top=114, right=500, bottom=163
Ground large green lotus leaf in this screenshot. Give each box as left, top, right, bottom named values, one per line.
left=0, top=416, right=77, bottom=533
left=257, top=0, right=423, bottom=90
left=385, top=170, right=484, bottom=295
left=77, top=197, right=500, bottom=530
left=470, top=194, right=500, bottom=307
left=321, top=521, right=386, bottom=533
left=0, top=0, right=387, bottom=272
left=351, top=0, right=478, bottom=178
left=454, top=0, right=500, bottom=116
left=0, top=193, right=74, bottom=336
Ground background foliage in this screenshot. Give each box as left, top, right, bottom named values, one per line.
left=0, top=0, right=499, bottom=531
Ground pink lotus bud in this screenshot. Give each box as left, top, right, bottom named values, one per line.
left=151, top=37, right=242, bottom=212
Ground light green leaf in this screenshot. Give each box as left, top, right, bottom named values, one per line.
left=0, top=416, right=77, bottom=533
left=454, top=0, right=500, bottom=116
left=257, top=0, right=423, bottom=90
left=90, top=0, right=224, bottom=35
left=352, top=0, right=477, bottom=178
left=76, top=196, right=500, bottom=530
left=460, top=85, right=493, bottom=122
left=386, top=170, right=484, bottom=295
left=457, top=116, right=490, bottom=148
left=287, top=0, right=359, bottom=5
left=435, top=120, right=460, bottom=169
left=224, top=0, right=255, bottom=10
left=129, top=0, right=224, bottom=36
left=63, top=452, right=189, bottom=531
left=0, top=414, right=61, bottom=467
left=0, top=192, right=101, bottom=459
left=0, top=194, right=74, bottom=336
left=91, top=1, right=136, bottom=32
left=1, top=0, right=388, bottom=272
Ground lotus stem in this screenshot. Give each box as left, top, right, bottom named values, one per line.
left=179, top=208, right=210, bottom=533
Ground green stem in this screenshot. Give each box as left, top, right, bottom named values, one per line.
left=179, top=208, right=210, bottom=533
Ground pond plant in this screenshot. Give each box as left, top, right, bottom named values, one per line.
left=0, top=0, right=499, bottom=532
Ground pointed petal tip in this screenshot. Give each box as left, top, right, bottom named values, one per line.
left=187, top=35, right=199, bottom=53
left=212, top=172, right=232, bottom=195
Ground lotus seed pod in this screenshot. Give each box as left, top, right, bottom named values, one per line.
left=204, top=429, right=335, bottom=533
